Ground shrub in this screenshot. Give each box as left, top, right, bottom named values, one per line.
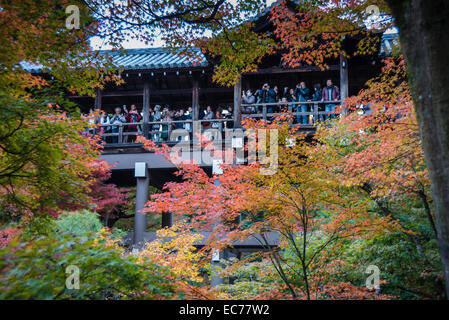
left=55, top=210, right=103, bottom=237
left=0, top=232, right=178, bottom=299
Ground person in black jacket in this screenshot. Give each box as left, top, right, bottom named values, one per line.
left=184, top=107, right=193, bottom=136
left=173, top=109, right=186, bottom=141
left=294, top=82, right=311, bottom=124
left=174, top=109, right=185, bottom=129
left=311, top=83, right=323, bottom=122
left=311, top=83, right=322, bottom=101
left=223, top=106, right=234, bottom=129
left=272, top=86, right=280, bottom=113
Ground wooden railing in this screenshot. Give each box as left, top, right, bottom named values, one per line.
left=241, top=100, right=342, bottom=122
left=96, top=119, right=232, bottom=145
left=93, top=101, right=341, bottom=145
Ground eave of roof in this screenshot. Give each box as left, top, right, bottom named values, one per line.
left=21, top=47, right=209, bottom=74
left=101, top=47, right=208, bottom=70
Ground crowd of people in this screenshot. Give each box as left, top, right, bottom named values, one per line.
left=241, top=79, right=340, bottom=124
left=87, top=104, right=235, bottom=143
left=85, top=78, right=340, bottom=143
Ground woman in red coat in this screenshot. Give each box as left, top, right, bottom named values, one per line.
left=124, top=104, right=142, bottom=143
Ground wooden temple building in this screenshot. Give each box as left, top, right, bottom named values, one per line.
left=23, top=3, right=396, bottom=284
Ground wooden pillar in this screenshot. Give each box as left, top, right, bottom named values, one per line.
left=339, top=54, right=349, bottom=103
left=233, top=76, right=242, bottom=128
left=118, top=125, right=123, bottom=144
left=210, top=162, right=224, bottom=286
left=192, top=78, right=199, bottom=121
left=313, top=103, right=319, bottom=123
left=143, top=82, right=150, bottom=138
left=161, top=212, right=173, bottom=228
left=94, top=88, right=102, bottom=110
left=134, top=162, right=149, bottom=248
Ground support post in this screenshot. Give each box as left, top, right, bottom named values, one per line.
left=134, top=162, right=149, bottom=248
left=210, top=249, right=224, bottom=286
left=161, top=213, right=173, bottom=228
left=118, top=125, right=123, bottom=144
left=339, top=54, right=349, bottom=103
left=314, top=103, right=319, bottom=123
left=210, top=159, right=224, bottom=286
left=143, top=82, right=150, bottom=138
left=94, top=88, right=102, bottom=110
left=234, top=76, right=242, bottom=128
left=262, top=105, right=267, bottom=121
left=192, top=78, right=199, bottom=121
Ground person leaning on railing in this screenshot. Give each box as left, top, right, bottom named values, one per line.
left=110, top=107, right=126, bottom=143
left=266, top=84, right=278, bottom=114
left=211, top=108, right=224, bottom=132
left=242, top=89, right=257, bottom=114
left=202, top=106, right=214, bottom=129
left=222, top=106, right=234, bottom=129
left=99, top=110, right=111, bottom=143
left=294, top=82, right=311, bottom=125
left=184, top=107, right=193, bottom=131
left=242, top=89, right=256, bottom=104
left=173, top=109, right=186, bottom=142
left=272, top=86, right=280, bottom=113
left=152, top=105, right=162, bottom=141
left=124, top=104, right=142, bottom=143
left=160, top=111, right=174, bottom=142
left=310, top=83, right=322, bottom=122
left=286, top=87, right=297, bottom=114
left=183, top=107, right=193, bottom=140
left=321, top=79, right=340, bottom=120
left=84, top=108, right=96, bottom=136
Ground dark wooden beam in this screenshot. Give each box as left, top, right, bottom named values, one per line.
left=192, top=78, right=200, bottom=121
left=142, top=82, right=150, bottom=137
left=234, top=76, right=242, bottom=128
left=70, top=87, right=233, bottom=99
left=243, top=65, right=340, bottom=75
left=125, top=231, right=280, bottom=248
left=161, top=212, right=173, bottom=228
left=94, top=88, right=102, bottom=110
left=156, top=87, right=232, bottom=95
left=117, top=67, right=210, bottom=75
left=94, top=90, right=144, bottom=98
left=339, top=55, right=349, bottom=102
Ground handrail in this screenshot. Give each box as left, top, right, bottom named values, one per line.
left=97, top=118, right=230, bottom=127
left=92, top=101, right=342, bottom=145
left=241, top=100, right=342, bottom=122
left=241, top=100, right=341, bottom=106
left=94, top=118, right=233, bottom=144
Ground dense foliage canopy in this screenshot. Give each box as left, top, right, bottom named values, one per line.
left=0, top=0, right=447, bottom=300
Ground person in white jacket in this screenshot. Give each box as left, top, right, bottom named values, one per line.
left=110, top=107, right=126, bottom=143
left=99, top=110, right=110, bottom=142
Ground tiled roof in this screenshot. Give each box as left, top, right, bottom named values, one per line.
left=101, top=47, right=209, bottom=70
left=21, top=47, right=209, bottom=73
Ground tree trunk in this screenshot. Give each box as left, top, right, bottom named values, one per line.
left=386, top=0, right=449, bottom=297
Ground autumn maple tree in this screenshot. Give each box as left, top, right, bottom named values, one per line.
left=89, top=1, right=449, bottom=296
left=314, top=55, right=443, bottom=297
left=135, top=115, right=397, bottom=299
left=0, top=0, right=447, bottom=301
left=0, top=1, right=124, bottom=224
